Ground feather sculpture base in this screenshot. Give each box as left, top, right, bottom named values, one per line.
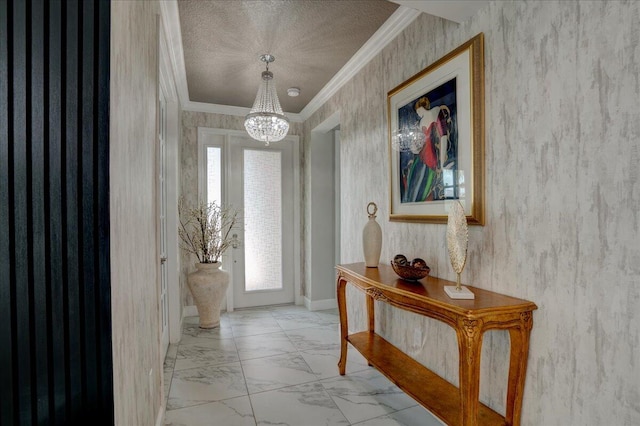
left=444, top=285, right=475, bottom=299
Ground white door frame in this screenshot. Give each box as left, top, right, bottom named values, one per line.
left=159, top=18, right=182, bottom=345
left=197, top=127, right=302, bottom=311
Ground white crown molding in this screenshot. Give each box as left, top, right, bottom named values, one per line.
left=183, top=101, right=304, bottom=123
left=183, top=101, right=250, bottom=117
left=160, top=3, right=419, bottom=124
left=298, top=6, right=421, bottom=120
left=159, top=0, right=190, bottom=106
left=159, top=21, right=178, bottom=102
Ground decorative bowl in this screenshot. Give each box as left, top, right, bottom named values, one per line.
left=390, top=260, right=430, bottom=281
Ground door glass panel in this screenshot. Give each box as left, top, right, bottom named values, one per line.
left=243, top=149, right=282, bottom=291
left=206, top=146, right=222, bottom=205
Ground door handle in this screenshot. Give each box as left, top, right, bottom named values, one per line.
left=160, top=256, right=168, bottom=264
left=231, top=234, right=240, bottom=249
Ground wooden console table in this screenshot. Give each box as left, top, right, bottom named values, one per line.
left=336, top=263, right=537, bottom=426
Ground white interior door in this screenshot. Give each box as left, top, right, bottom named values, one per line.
left=228, top=135, right=295, bottom=308
left=158, top=95, right=169, bottom=356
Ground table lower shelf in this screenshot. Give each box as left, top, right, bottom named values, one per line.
left=346, top=331, right=506, bottom=426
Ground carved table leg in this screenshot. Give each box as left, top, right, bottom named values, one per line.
left=366, top=293, right=375, bottom=366
left=505, top=312, right=533, bottom=426
left=337, top=275, right=348, bottom=375
left=457, top=319, right=484, bottom=426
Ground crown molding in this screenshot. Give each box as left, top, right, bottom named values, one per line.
left=159, top=21, right=178, bottom=102
left=183, top=101, right=304, bottom=123
left=298, top=6, right=421, bottom=120
left=160, top=2, right=419, bottom=124
left=159, top=0, right=190, bottom=106
left=183, top=101, right=250, bottom=116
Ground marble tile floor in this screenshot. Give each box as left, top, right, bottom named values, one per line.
left=164, top=305, right=444, bottom=426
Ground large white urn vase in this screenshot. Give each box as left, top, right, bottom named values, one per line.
left=187, top=262, right=229, bottom=328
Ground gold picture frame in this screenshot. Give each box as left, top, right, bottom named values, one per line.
left=388, top=33, right=484, bottom=225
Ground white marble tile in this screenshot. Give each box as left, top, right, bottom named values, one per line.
left=242, top=352, right=318, bottom=394
left=266, top=304, right=309, bottom=314
left=285, top=325, right=341, bottom=352
left=182, top=323, right=235, bottom=340
left=165, top=396, right=256, bottom=426
left=163, top=369, right=173, bottom=406
left=354, top=405, right=444, bottom=426
left=234, top=331, right=297, bottom=361
left=178, top=332, right=233, bottom=346
left=250, top=382, right=349, bottom=426
left=270, top=308, right=316, bottom=319
left=227, top=309, right=273, bottom=325
left=321, top=369, right=417, bottom=424
left=231, top=317, right=283, bottom=337
left=183, top=315, right=231, bottom=329
left=168, top=363, right=247, bottom=410
left=314, top=309, right=340, bottom=324
left=182, top=315, right=233, bottom=340
left=274, top=311, right=335, bottom=330
left=300, top=347, right=370, bottom=380
left=173, top=337, right=239, bottom=371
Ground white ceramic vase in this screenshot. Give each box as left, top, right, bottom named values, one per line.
left=362, top=202, right=382, bottom=267
left=187, top=262, right=229, bottom=328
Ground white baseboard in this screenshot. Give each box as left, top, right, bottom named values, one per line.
left=183, top=305, right=198, bottom=318
left=304, top=297, right=337, bottom=311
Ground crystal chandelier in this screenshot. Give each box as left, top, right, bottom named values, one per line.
left=244, top=54, right=290, bottom=145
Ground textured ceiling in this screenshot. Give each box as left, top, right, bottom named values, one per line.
left=178, top=0, right=399, bottom=114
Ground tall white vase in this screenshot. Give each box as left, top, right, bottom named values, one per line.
left=187, top=262, right=229, bottom=328
left=362, top=202, right=382, bottom=267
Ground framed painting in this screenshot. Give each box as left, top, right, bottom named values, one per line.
left=388, top=33, right=484, bottom=225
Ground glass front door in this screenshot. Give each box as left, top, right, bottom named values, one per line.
left=202, top=132, right=295, bottom=309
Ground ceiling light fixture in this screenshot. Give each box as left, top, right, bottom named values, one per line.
left=287, top=87, right=300, bottom=97
left=244, top=54, right=289, bottom=146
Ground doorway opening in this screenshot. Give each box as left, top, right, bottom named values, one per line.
left=306, top=112, right=341, bottom=311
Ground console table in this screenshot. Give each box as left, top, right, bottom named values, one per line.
left=336, top=263, right=537, bottom=426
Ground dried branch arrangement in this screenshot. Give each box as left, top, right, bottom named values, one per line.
left=178, top=198, right=239, bottom=263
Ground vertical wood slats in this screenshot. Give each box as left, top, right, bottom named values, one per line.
left=0, top=1, right=113, bottom=424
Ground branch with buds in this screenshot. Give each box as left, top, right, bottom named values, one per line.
left=178, top=198, right=240, bottom=263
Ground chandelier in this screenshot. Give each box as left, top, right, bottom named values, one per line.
left=244, top=54, right=290, bottom=145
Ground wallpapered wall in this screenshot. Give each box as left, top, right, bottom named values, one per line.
left=180, top=112, right=304, bottom=306
left=110, top=1, right=163, bottom=424
left=303, top=1, right=640, bottom=424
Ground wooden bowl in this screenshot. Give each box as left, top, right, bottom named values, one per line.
left=390, top=260, right=430, bottom=281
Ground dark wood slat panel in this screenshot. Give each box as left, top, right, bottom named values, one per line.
left=95, top=0, right=113, bottom=418
left=80, top=0, right=98, bottom=409
left=11, top=1, right=34, bottom=423
left=29, top=0, right=52, bottom=422
left=0, top=0, right=113, bottom=422
left=63, top=0, right=83, bottom=416
left=47, top=1, right=68, bottom=423
left=0, top=0, right=15, bottom=423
